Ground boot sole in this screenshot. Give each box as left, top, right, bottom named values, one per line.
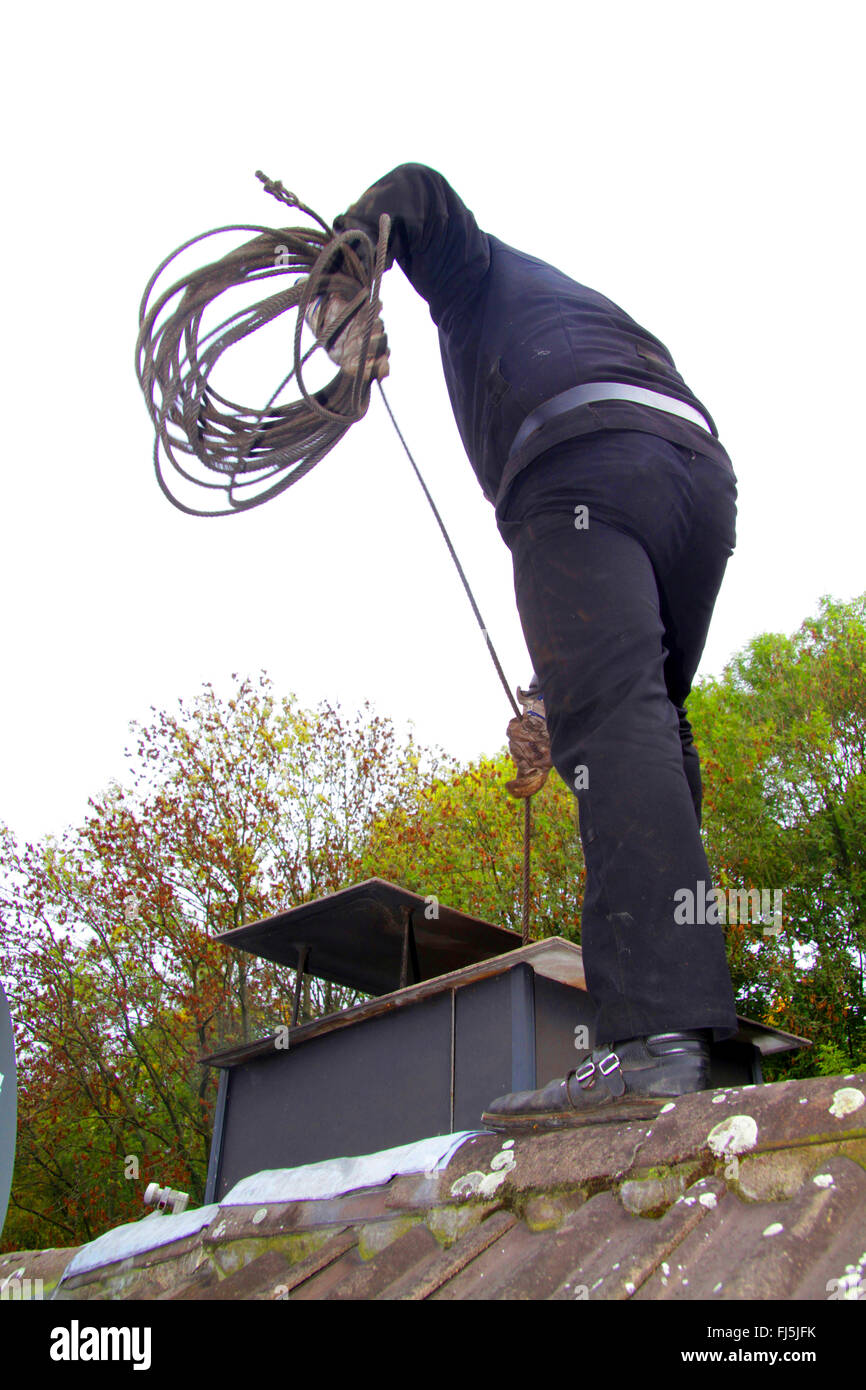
left=481, top=1094, right=670, bottom=1132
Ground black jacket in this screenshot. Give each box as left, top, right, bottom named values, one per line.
left=335, top=164, right=732, bottom=517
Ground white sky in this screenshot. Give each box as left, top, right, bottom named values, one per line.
left=2, top=1, right=863, bottom=843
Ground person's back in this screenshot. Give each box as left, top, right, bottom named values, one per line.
left=336, top=163, right=728, bottom=511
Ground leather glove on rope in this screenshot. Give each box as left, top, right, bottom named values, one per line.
left=305, top=290, right=390, bottom=382
left=505, top=686, right=552, bottom=798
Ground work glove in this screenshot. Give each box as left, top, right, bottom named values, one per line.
left=505, top=685, right=552, bottom=798
left=305, top=290, right=390, bottom=382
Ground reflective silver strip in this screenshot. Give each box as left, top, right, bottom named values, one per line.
left=598, top=1052, right=621, bottom=1076
left=509, top=380, right=713, bottom=458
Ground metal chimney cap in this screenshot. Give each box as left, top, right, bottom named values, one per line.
left=214, top=878, right=521, bottom=996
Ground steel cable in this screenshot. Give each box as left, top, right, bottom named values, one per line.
left=135, top=172, right=532, bottom=936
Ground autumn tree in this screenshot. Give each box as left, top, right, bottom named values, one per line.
left=0, top=675, right=438, bottom=1251
left=362, top=750, right=584, bottom=939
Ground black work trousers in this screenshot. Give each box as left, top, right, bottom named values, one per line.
left=499, top=430, right=739, bottom=1045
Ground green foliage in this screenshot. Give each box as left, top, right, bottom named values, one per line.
left=689, top=594, right=866, bottom=1077
left=812, top=1042, right=866, bottom=1077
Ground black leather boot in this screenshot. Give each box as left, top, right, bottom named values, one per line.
left=481, top=1030, right=711, bottom=1132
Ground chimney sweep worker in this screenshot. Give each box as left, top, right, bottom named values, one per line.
left=324, top=164, right=739, bottom=1129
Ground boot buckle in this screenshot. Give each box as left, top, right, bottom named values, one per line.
left=597, top=1050, right=626, bottom=1096
left=574, top=1060, right=596, bottom=1089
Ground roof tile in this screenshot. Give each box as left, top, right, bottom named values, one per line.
left=32, top=1069, right=866, bottom=1302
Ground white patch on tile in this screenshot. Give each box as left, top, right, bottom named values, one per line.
left=712, top=1094, right=728, bottom=1104
left=661, top=1262, right=670, bottom=1276
left=450, top=1169, right=505, bottom=1199
left=625, top=1280, right=635, bottom=1294
left=659, top=1102, right=676, bottom=1114
left=450, top=1146, right=516, bottom=1200
left=252, top=1207, right=268, bottom=1225
left=699, top=1192, right=718, bottom=1208
left=829, top=1087, right=865, bottom=1119
left=763, top=1222, right=784, bottom=1237
left=828, top=1253, right=866, bottom=1299
left=707, top=1114, right=759, bottom=1156
left=813, top=1173, right=834, bottom=1188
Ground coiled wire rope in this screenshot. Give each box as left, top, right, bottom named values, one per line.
left=136, top=172, right=390, bottom=516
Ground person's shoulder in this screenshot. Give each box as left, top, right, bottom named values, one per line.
left=348, top=164, right=465, bottom=216
left=371, top=162, right=453, bottom=188
left=486, top=234, right=587, bottom=287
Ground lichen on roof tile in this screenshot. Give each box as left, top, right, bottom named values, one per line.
left=26, top=1069, right=866, bottom=1302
